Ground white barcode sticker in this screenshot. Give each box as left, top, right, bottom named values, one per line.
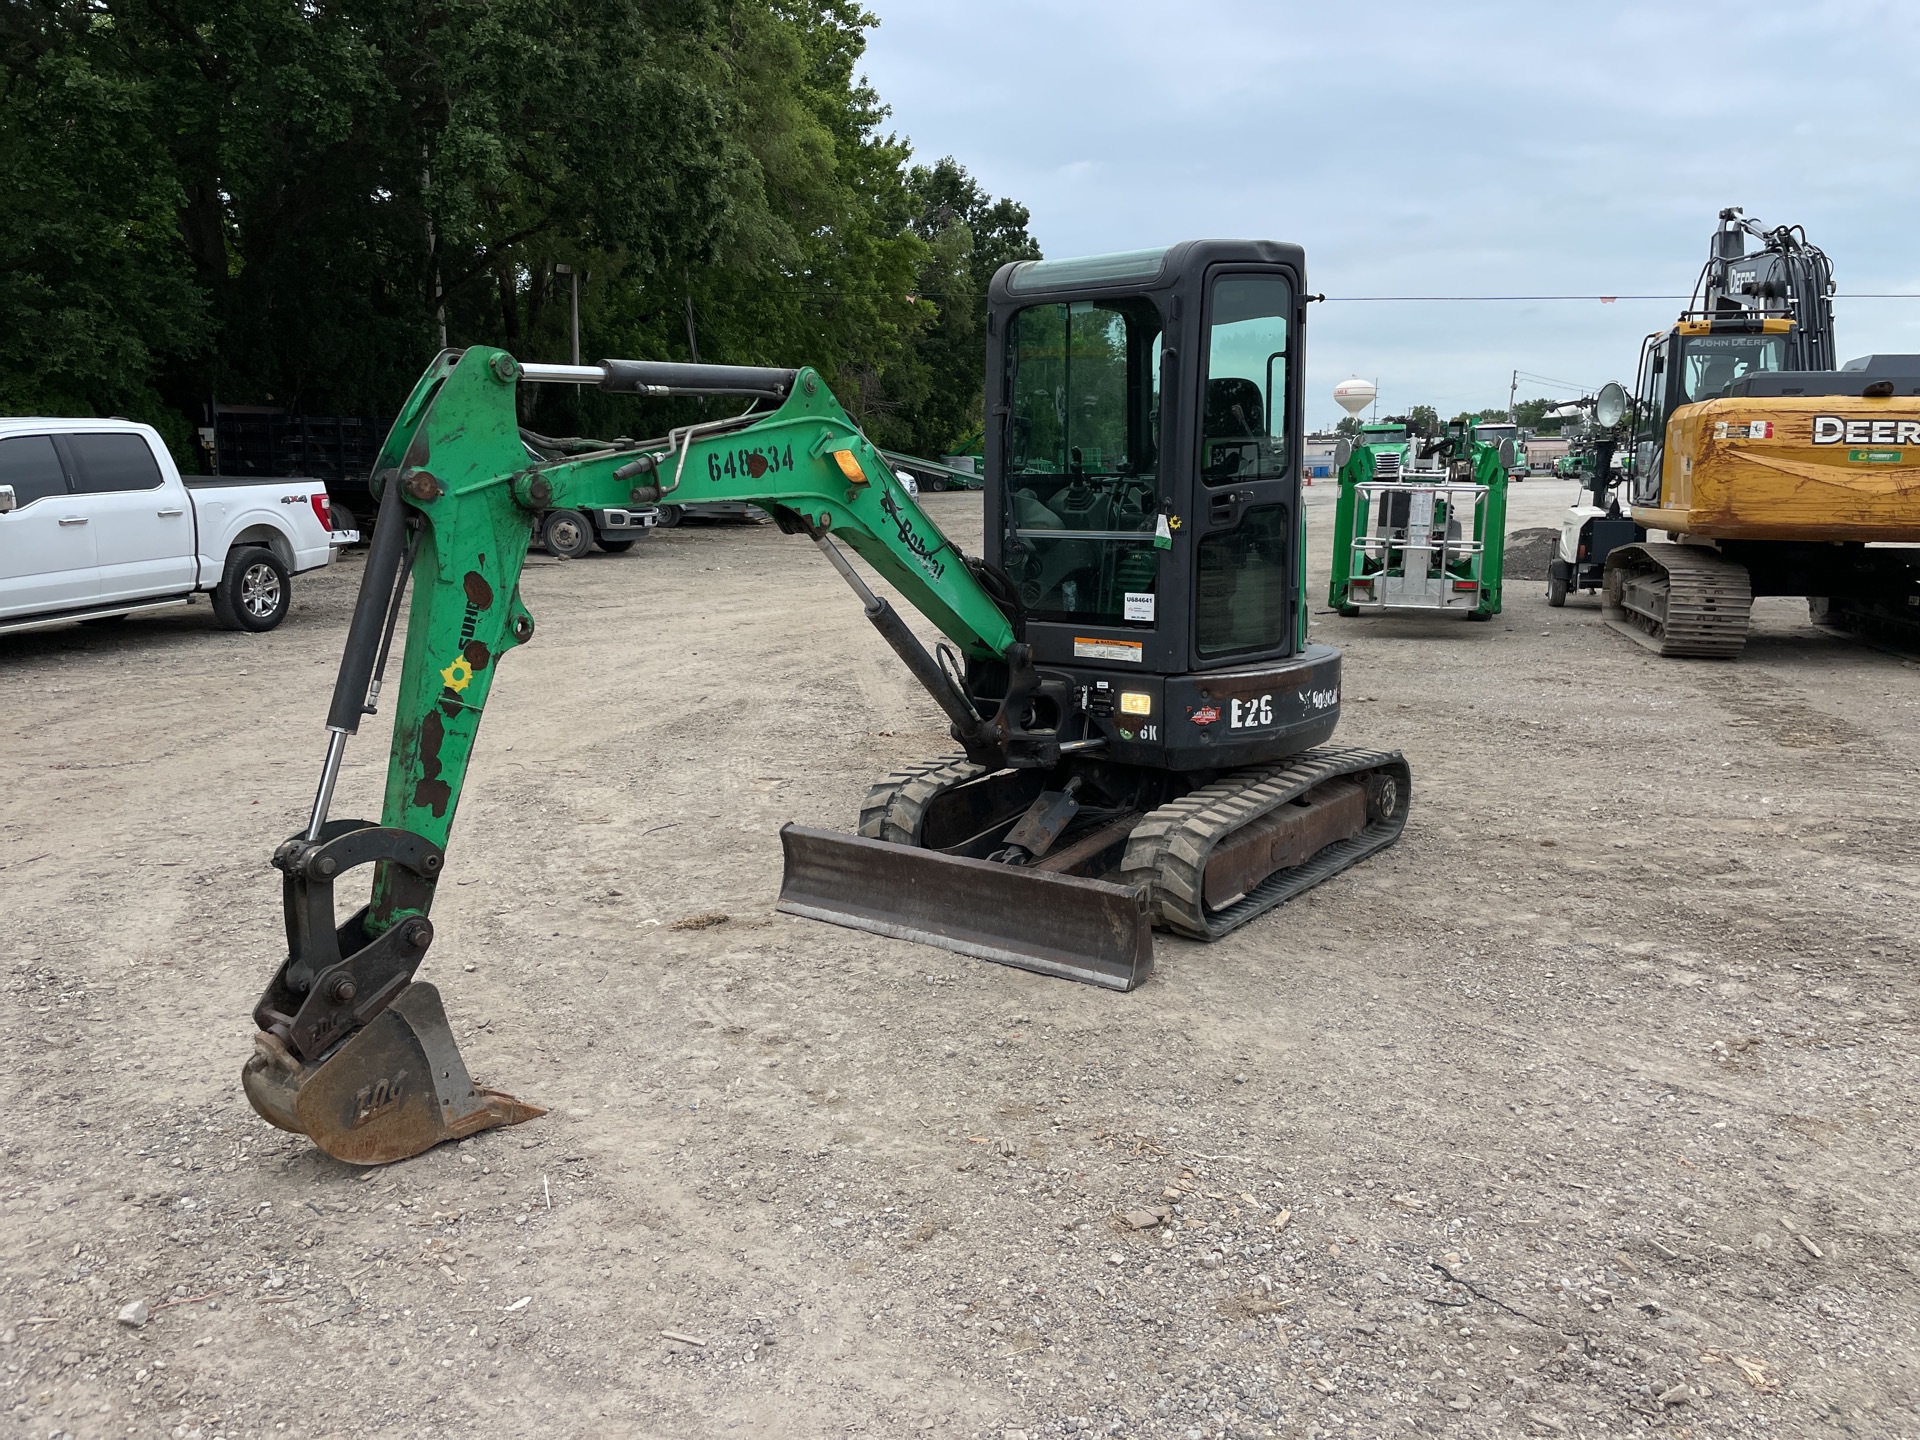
left=1123, top=592, right=1155, bottom=622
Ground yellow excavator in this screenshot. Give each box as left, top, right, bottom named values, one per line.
left=1600, top=208, right=1920, bottom=656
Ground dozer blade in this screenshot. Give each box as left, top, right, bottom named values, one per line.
left=241, top=982, right=543, bottom=1166
left=776, top=824, right=1153, bottom=991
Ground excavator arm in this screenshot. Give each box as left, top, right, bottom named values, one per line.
left=242, top=346, right=1078, bottom=1164
left=346, top=347, right=1023, bottom=856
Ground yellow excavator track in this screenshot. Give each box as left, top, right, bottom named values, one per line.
left=1601, top=542, right=1752, bottom=658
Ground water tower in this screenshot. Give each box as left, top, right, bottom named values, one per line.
left=1334, top=377, right=1377, bottom=422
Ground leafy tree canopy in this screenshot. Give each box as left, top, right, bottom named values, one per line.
left=1515, top=396, right=1576, bottom=433
left=0, top=0, right=1034, bottom=460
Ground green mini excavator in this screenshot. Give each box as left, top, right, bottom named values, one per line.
left=243, top=240, right=1411, bottom=1164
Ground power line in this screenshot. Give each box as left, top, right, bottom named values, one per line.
left=1320, top=293, right=1920, bottom=302
left=1514, top=370, right=1598, bottom=395
left=1324, top=295, right=1682, bottom=302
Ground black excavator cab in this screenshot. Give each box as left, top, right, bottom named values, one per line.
left=969, top=240, right=1343, bottom=771
left=791, top=243, right=1409, bottom=987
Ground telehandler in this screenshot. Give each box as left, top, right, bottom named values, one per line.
left=242, top=240, right=1411, bottom=1165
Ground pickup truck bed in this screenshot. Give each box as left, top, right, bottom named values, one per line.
left=0, top=418, right=348, bottom=636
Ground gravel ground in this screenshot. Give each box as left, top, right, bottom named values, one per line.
left=2, top=478, right=1916, bottom=1440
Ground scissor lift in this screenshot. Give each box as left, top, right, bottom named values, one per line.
left=1328, top=430, right=1508, bottom=621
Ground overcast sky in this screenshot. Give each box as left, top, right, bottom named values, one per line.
left=861, top=0, right=1920, bottom=430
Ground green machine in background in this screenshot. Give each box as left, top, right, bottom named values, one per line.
left=1327, top=420, right=1511, bottom=621
left=1347, top=420, right=1417, bottom=479
left=1468, top=419, right=1527, bottom=479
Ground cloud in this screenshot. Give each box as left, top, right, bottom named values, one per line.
left=864, top=0, right=1920, bottom=427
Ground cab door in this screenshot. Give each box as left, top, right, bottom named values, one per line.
left=1190, top=268, right=1300, bottom=666
left=996, top=293, right=1176, bottom=671
left=1630, top=334, right=1679, bottom=508
left=60, top=431, right=194, bottom=603
left=0, top=433, right=97, bottom=618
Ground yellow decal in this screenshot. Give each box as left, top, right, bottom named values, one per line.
left=441, top=655, right=473, bottom=692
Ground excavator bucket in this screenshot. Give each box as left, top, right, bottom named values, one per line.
left=241, top=982, right=543, bottom=1167
left=775, top=825, right=1154, bottom=990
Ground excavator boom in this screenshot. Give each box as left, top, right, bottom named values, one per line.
left=243, top=347, right=1146, bottom=1165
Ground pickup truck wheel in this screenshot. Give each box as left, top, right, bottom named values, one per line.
left=213, top=546, right=291, bottom=632
left=542, top=509, right=594, bottom=560
left=654, top=504, right=683, bottom=528
left=594, top=537, right=636, bottom=553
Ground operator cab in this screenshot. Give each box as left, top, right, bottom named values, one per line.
left=984, top=240, right=1307, bottom=679
left=1629, top=316, right=1793, bottom=504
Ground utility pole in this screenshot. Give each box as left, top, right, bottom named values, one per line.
left=424, top=152, right=446, bottom=349
left=1509, top=369, right=1518, bottom=423
left=554, top=264, right=581, bottom=366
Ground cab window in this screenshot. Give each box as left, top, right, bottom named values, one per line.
left=0, top=435, right=70, bottom=508
left=1003, top=298, right=1164, bottom=625
left=66, top=433, right=164, bottom=493
left=1679, top=334, right=1787, bottom=403
left=1200, top=275, right=1291, bottom=486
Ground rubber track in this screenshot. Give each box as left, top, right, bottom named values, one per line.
left=1603, top=542, right=1751, bottom=658
left=857, top=755, right=983, bottom=845
left=1118, top=746, right=1412, bottom=941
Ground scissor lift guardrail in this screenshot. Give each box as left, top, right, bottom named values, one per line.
left=1344, top=478, right=1491, bottom=614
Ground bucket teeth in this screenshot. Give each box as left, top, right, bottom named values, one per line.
left=242, top=981, right=542, bottom=1166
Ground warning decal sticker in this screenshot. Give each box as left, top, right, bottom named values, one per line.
left=1073, top=637, right=1144, bottom=663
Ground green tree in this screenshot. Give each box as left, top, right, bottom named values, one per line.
left=1515, top=396, right=1571, bottom=433
left=0, top=0, right=1033, bottom=460
left=0, top=4, right=209, bottom=446
left=894, top=156, right=1040, bottom=455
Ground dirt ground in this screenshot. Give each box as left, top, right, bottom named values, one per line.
left=3, top=477, right=1917, bottom=1440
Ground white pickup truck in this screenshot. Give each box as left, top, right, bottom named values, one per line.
left=0, top=418, right=349, bottom=636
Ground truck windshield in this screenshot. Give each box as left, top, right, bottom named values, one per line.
left=1473, top=424, right=1516, bottom=444
left=1361, top=428, right=1408, bottom=446
left=1679, top=334, right=1787, bottom=402
left=1004, top=297, right=1165, bottom=626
